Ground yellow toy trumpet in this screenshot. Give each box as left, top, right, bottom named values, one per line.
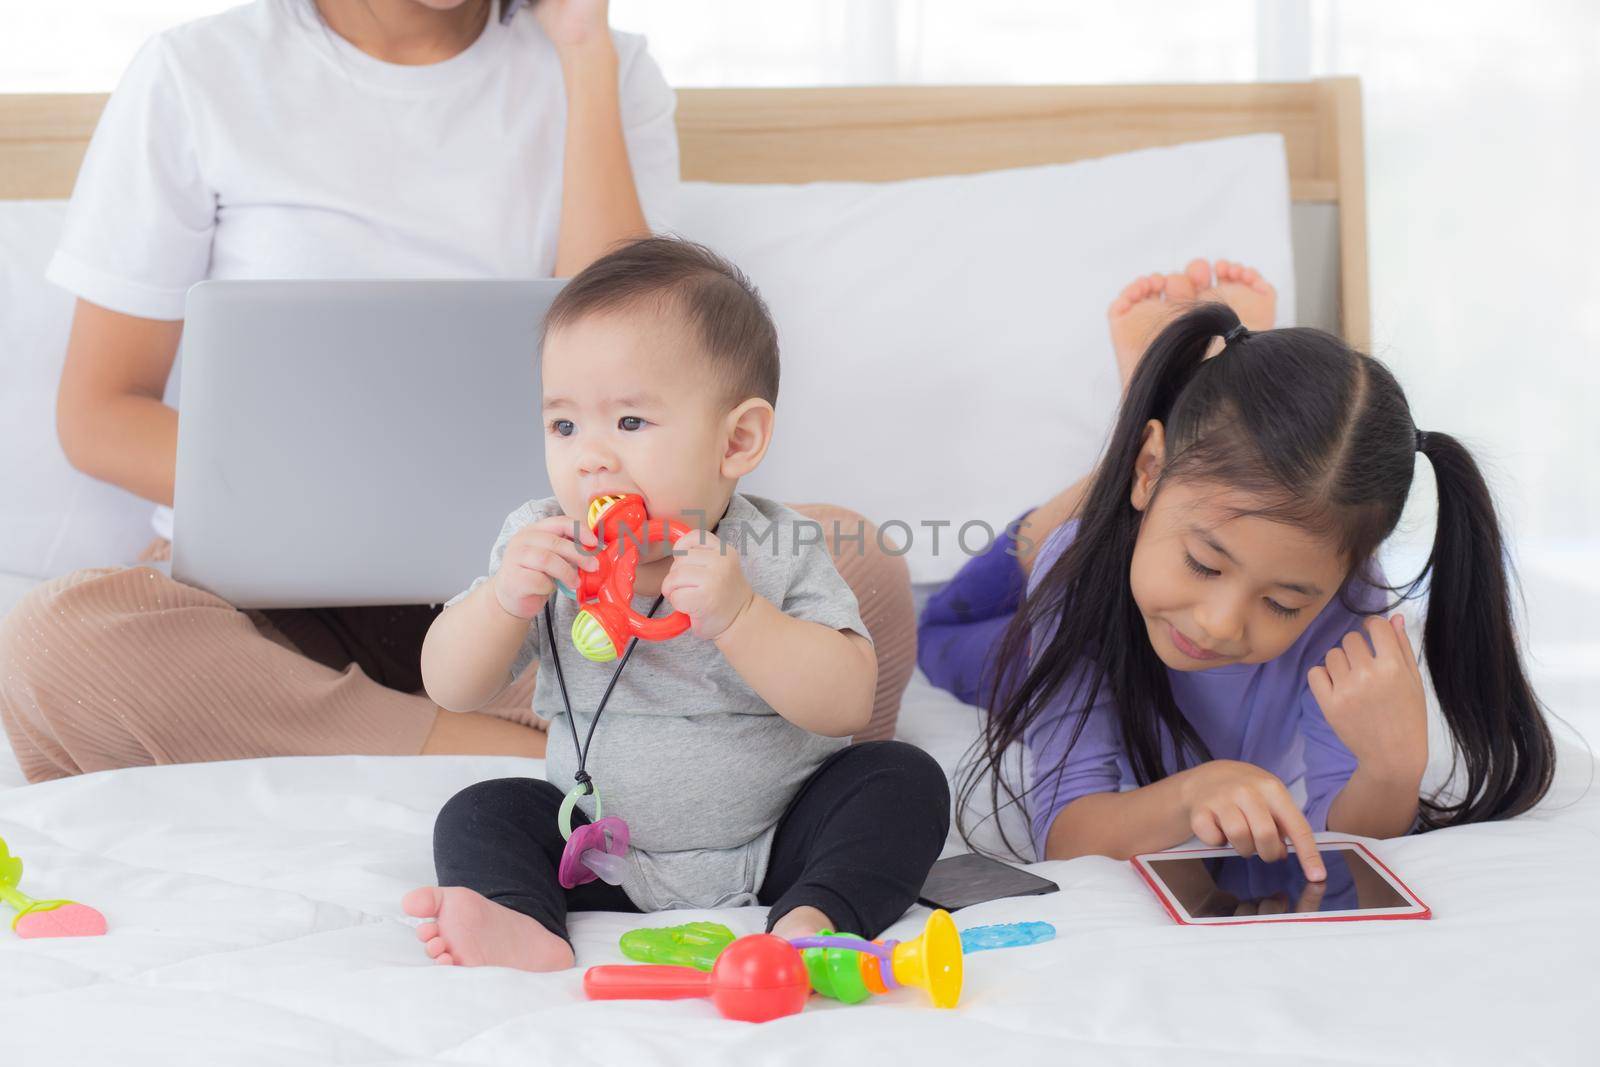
left=789, top=908, right=964, bottom=1008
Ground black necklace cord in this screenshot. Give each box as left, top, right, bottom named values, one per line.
left=543, top=593, right=666, bottom=794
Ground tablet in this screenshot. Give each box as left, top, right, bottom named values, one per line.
left=1131, top=841, right=1430, bottom=925
left=917, top=852, right=1060, bottom=911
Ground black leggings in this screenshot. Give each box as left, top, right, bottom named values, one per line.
left=433, top=740, right=950, bottom=944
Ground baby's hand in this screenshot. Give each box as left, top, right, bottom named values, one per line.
left=661, top=528, right=754, bottom=641
left=1179, top=760, right=1326, bottom=881
left=492, top=515, right=599, bottom=621
left=1308, top=614, right=1429, bottom=783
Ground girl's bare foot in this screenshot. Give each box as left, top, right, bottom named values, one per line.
left=1107, top=258, right=1213, bottom=387
left=402, top=885, right=574, bottom=971
left=1203, top=258, right=1276, bottom=332
left=1108, top=258, right=1277, bottom=387
left=1107, top=272, right=1164, bottom=386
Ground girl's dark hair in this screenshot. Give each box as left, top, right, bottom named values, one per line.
left=960, top=302, right=1555, bottom=856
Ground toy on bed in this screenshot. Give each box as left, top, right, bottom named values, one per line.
left=586, top=910, right=965, bottom=1021
left=788, top=910, right=963, bottom=1009
left=959, top=920, right=1056, bottom=953
left=559, top=493, right=694, bottom=663
left=585, top=932, right=812, bottom=1022
left=619, top=919, right=737, bottom=970
left=620, top=916, right=1056, bottom=970
left=0, top=835, right=107, bottom=939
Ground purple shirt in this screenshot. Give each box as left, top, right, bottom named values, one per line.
left=919, top=520, right=1383, bottom=859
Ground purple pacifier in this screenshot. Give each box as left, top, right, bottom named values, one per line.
left=558, top=816, right=631, bottom=889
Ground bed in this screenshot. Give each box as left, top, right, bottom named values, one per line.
left=3, top=83, right=1597, bottom=1065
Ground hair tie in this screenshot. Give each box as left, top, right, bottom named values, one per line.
left=1222, top=323, right=1250, bottom=346
left=1415, top=429, right=1428, bottom=453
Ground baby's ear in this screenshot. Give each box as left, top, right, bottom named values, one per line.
left=720, top=398, right=775, bottom=479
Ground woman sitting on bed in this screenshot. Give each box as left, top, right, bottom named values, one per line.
left=0, top=0, right=915, bottom=783
left=923, top=263, right=1555, bottom=873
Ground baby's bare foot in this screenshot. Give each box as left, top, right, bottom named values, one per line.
left=402, top=885, right=574, bottom=971
left=1203, top=258, right=1276, bottom=332
left=771, top=904, right=836, bottom=940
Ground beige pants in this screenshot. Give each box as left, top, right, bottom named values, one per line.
left=0, top=504, right=915, bottom=784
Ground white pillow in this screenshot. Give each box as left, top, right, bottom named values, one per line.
left=0, top=202, right=153, bottom=579
left=1, top=135, right=1294, bottom=585
left=664, top=134, right=1297, bottom=584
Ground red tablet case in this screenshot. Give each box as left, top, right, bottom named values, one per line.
left=1131, top=840, right=1432, bottom=925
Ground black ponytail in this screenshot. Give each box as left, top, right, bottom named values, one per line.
left=1414, top=432, right=1555, bottom=826
left=958, top=303, right=1556, bottom=857
left=957, top=303, right=1237, bottom=858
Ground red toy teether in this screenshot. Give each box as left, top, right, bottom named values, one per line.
left=584, top=933, right=812, bottom=1023
left=569, top=494, right=693, bottom=662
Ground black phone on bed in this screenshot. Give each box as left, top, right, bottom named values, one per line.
left=917, top=852, right=1060, bottom=911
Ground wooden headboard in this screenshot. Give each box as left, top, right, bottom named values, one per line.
left=0, top=77, right=1368, bottom=345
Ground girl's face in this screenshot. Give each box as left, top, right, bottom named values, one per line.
left=1127, top=423, right=1349, bottom=671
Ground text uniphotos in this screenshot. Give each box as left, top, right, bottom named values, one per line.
left=566, top=513, right=1037, bottom=560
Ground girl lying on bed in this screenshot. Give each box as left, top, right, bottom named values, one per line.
left=923, top=265, right=1554, bottom=875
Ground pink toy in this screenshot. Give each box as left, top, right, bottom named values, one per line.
left=0, top=835, right=107, bottom=939
left=558, top=815, right=630, bottom=889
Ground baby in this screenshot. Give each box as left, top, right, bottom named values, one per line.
left=402, top=238, right=949, bottom=971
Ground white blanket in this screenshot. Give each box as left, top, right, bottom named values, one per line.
left=0, top=663, right=1596, bottom=1066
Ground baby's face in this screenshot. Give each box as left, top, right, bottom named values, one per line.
left=540, top=308, right=735, bottom=553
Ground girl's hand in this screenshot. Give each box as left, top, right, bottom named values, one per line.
left=493, top=515, right=599, bottom=621
left=1178, top=760, right=1326, bottom=881
left=533, top=0, right=611, bottom=53
left=662, top=528, right=755, bottom=641
left=1307, top=615, right=1429, bottom=784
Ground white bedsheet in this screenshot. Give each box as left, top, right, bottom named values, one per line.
left=0, top=660, right=1596, bottom=1065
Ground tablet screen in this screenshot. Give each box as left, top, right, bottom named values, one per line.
left=1143, top=844, right=1409, bottom=918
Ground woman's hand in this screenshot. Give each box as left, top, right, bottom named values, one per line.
left=533, top=0, right=611, bottom=53
left=1178, top=760, right=1326, bottom=880
left=492, top=515, right=599, bottom=621
left=662, top=528, right=754, bottom=641
left=1308, top=615, right=1429, bottom=784
left=137, top=537, right=173, bottom=563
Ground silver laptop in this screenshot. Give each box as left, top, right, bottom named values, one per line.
left=172, top=280, right=561, bottom=608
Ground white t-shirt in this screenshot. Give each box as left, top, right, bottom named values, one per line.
left=47, top=0, right=680, bottom=541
